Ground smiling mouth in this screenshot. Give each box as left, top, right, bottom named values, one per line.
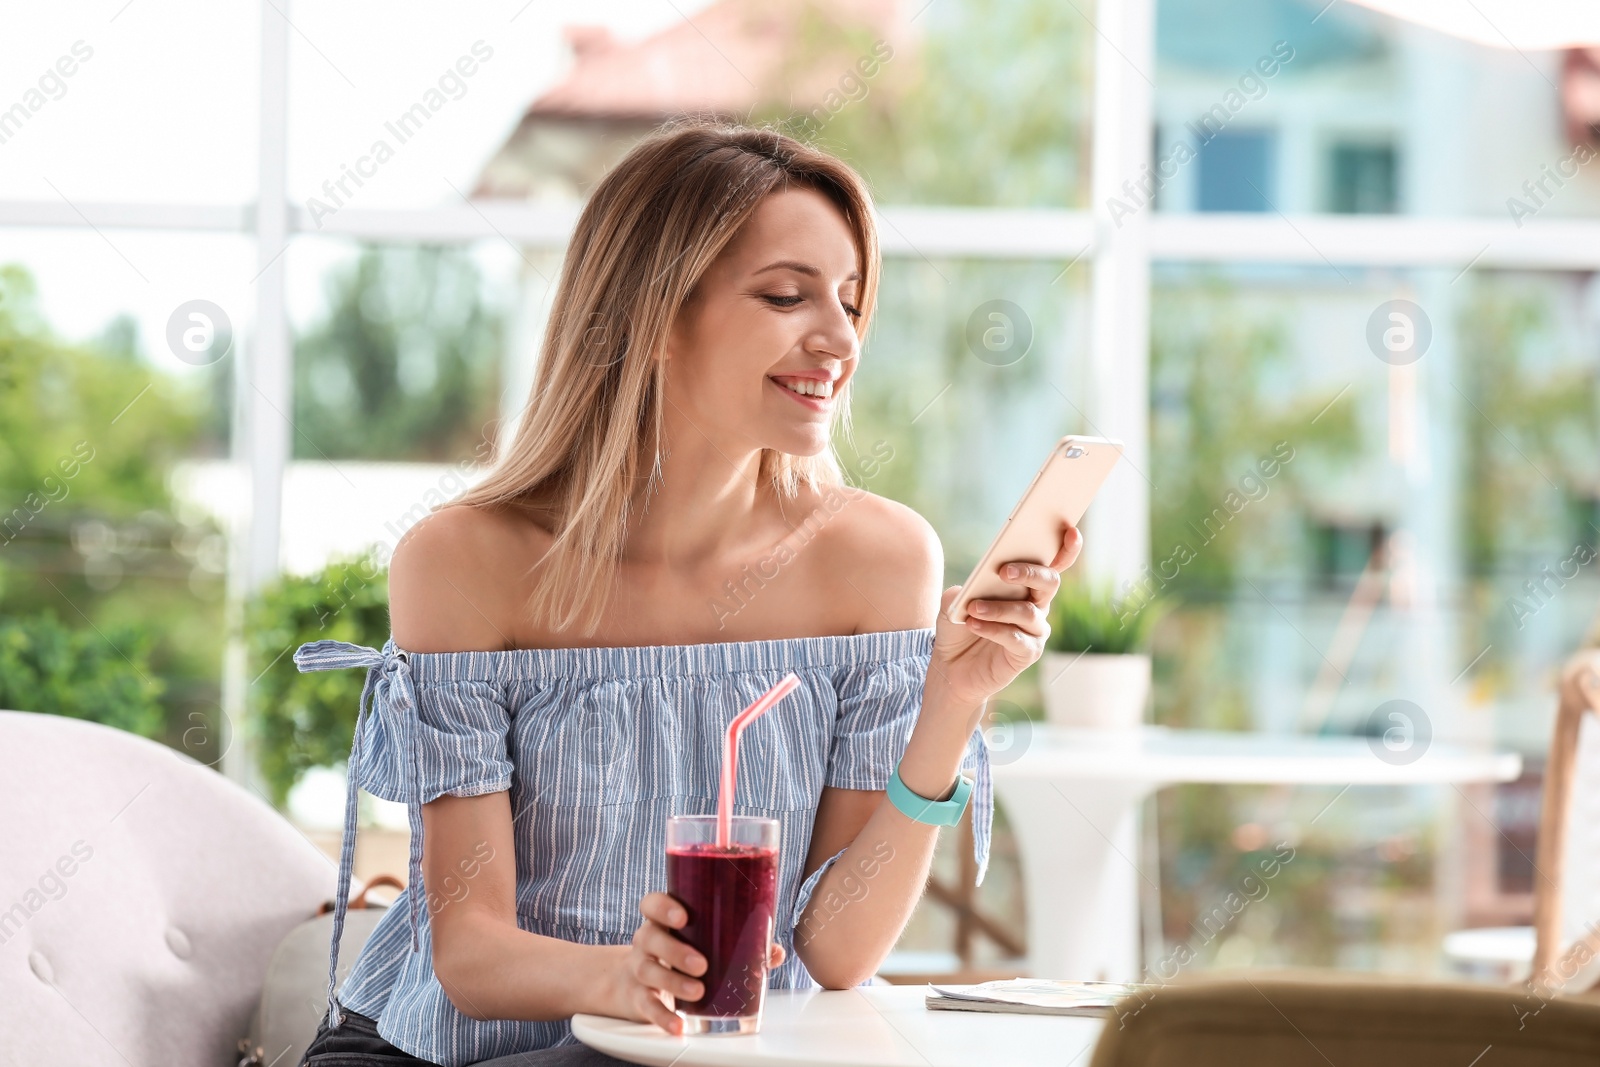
left=769, top=375, right=835, bottom=400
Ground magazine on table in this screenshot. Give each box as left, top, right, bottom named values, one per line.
left=924, top=979, right=1149, bottom=1017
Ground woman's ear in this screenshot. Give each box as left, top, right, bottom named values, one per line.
left=659, top=307, right=683, bottom=364
left=664, top=281, right=706, bottom=363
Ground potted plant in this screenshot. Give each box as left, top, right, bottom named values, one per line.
left=1039, top=582, right=1162, bottom=730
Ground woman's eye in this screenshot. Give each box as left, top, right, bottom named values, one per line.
left=763, top=293, right=862, bottom=319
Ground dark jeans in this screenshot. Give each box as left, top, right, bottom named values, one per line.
left=298, top=1008, right=632, bottom=1066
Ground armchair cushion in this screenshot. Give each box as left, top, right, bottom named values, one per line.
left=0, top=710, right=335, bottom=1066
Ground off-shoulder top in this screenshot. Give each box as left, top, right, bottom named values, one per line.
left=291, top=628, right=993, bottom=1067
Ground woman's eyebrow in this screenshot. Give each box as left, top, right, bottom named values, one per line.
left=752, top=259, right=861, bottom=282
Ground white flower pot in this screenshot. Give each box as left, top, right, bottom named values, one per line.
left=1038, top=651, right=1151, bottom=730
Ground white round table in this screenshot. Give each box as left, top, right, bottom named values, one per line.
left=572, top=985, right=1104, bottom=1067
left=992, top=725, right=1523, bottom=983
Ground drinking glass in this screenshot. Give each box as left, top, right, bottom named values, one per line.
left=664, top=814, right=780, bottom=1035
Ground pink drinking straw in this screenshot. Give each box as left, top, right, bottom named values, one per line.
left=716, top=672, right=802, bottom=848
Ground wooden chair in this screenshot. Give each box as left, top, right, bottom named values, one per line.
left=1443, top=648, right=1600, bottom=990
left=1529, top=649, right=1600, bottom=994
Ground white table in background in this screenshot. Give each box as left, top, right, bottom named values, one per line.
left=991, top=725, right=1523, bottom=983
left=572, top=986, right=1102, bottom=1067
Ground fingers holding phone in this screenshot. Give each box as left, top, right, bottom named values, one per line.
left=964, top=523, right=1080, bottom=642
left=947, top=436, right=1118, bottom=625
left=964, top=596, right=1049, bottom=642
left=932, top=437, right=1117, bottom=705
left=996, top=522, right=1082, bottom=606
left=1048, top=519, right=1085, bottom=575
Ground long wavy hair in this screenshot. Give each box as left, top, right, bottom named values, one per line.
left=452, top=120, right=881, bottom=636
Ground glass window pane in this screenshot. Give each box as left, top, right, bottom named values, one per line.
left=1156, top=0, right=1600, bottom=219
left=1196, top=129, right=1276, bottom=211
left=0, top=234, right=240, bottom=764
left=286, top=238, right=515, bottom=462
left=1146, top=260, right=1600, bottom=972
left=1328, top=142, right=1398, bottom=214
left=273, top=235, right=525, bottom=575
left=780, top=0, right=1094, bottom=208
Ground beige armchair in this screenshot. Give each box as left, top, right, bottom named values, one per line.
left=0, top=710, right=335, bottom=1066
left=1088, top=971, right=1600, bottom=1067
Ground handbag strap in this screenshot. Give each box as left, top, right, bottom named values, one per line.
left=315, top=872, right=406, bottom=917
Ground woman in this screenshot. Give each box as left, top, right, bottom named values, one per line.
left=293, top=121, right=1081, bottom=1066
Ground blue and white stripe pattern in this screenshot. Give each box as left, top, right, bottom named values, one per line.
left=294, top=628, right=992, bottom=1067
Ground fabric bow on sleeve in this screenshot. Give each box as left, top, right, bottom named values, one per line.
left=966, top=725, right=994, bottom=886
left=293, top=638, right=425, bottom=1030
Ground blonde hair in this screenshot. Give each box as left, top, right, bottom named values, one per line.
left=454, top=120, right=881, bottom=636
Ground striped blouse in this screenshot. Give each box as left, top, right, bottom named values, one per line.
left=293, top=628, right=993, bottom=1067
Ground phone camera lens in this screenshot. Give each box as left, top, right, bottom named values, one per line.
left=1062, top=446, right=1086, bottom=459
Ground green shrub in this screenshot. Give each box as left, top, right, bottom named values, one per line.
left=0, top=613, right=166, bottom=736
left=248, top=554, right=389, bottom=807
left=0, top=265, right=225, bottom=750
left=1046, top=582, right=1163, bottom=655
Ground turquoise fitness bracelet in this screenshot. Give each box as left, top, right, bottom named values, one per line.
left=887, top=759, right=973, bottom=827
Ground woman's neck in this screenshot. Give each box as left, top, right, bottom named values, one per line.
left=622, top=424, right=768, bottom=568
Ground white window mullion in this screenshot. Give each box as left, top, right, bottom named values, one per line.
left=1087, top=0, right=1155, bottom=606
left=218, top=0, right=292, bottom=792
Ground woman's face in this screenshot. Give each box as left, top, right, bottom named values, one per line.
left=665, top=186, right=862, bottom=459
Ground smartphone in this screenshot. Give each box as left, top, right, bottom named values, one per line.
left=946, top=435, right=1124, bottom=625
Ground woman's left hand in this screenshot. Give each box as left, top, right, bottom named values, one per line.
left=930, top=523, right=1083, bottom=708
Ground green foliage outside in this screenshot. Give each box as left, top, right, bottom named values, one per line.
left=758, top=0, right=1091, bottom=208
left=292, top=246, right=503, bottom=461
left=0, top=613, right=165, bottom=737
left=0, top=269, right=207, bottom=519
left=1148, top=278, right=1362, bottom=598
left=1, top=242, right=502, bottom=790
left=1145, top=279, right=1361, bottom=740
left=248, top=555, right=390, bottom=807
left=1143, top=275, right=1598, bottom=972
left=1450, top=279, right=1600, bottom=695
left=1454, top=278, right=1600, bottom=574
left=0, top=264, right=226, bottom=756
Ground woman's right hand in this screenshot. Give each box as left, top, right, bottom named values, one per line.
left=606, top=891, right=707, bottom=1035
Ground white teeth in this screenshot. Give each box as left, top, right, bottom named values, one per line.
left=778, top=377, right=832, bottom=399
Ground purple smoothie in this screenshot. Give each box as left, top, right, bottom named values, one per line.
left=666, top=841, right=779, bottom=1017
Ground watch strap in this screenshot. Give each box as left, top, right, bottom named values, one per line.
left=887, top=760, right=973, bottom=827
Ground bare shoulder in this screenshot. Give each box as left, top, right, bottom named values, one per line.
left=795, top=483, right=943, bottom=632
left=389, top=503, right=549, bottom=653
